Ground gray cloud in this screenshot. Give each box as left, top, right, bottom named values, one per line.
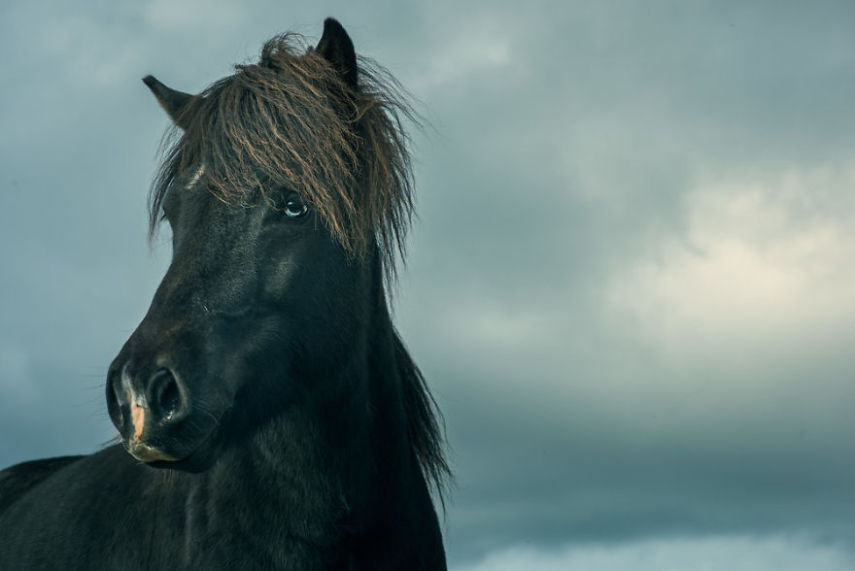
left=2, top=1, right=855, bottom=569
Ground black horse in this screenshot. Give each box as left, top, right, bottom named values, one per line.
left=0, top=19, right=448, bottom=569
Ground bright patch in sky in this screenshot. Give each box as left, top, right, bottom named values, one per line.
left=456, top=535, right=855, bottom=571
left=608, top=165, right=855, bottom=356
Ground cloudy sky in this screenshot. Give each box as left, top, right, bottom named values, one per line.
left=2, top=1, right=855, bottom=568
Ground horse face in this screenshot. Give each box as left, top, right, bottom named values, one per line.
left=107, top=21, right=382, bottom=471
left=106, top=174, right=367, bottom=471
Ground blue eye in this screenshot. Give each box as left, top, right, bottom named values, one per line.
left=282, top=196, right=309, bottom=218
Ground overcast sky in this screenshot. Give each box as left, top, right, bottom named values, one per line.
left=2, top=1, right=855, bottom=569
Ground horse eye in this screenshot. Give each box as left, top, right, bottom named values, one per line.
left=282, top=197, right=309, bottom=218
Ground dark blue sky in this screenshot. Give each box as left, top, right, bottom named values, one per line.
left=2, top=1, right=855, bottom=569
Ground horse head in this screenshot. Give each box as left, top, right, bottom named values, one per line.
left=105, top=19, right=410, bottom=472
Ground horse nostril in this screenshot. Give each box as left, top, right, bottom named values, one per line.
left=106, top=368, right=128, bottom=434
left=150, top=369, right=184, bottom=423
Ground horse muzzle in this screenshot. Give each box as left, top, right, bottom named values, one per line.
left=106, top=361, right=202, bottom=463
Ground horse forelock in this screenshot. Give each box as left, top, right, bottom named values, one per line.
left=150, top=33, right=418, bottom=281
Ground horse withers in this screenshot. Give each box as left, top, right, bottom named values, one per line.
left=0, top=18, right=448, bottom=570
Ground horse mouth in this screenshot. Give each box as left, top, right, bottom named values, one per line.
left=123, top=412, right=225, bottom=471
left=127, top=441, right=180, bottom=463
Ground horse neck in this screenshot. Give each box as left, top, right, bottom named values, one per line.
left=196, top=253, right=416, bottom=539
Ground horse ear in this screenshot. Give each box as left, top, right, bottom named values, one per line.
left=316, top=18, right=358, bottom=88
left=142, top=75, right=196, bottom=130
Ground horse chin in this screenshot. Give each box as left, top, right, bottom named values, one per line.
left=147, top=441, right=218, bottom=473
left=126, top=423, right=222, bottom=473
left=132, top=437, right=218, bottom=473
left=127, top=442, right=179, bottom=463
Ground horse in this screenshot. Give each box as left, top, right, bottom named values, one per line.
left=0, top=18, right=449, bottom=569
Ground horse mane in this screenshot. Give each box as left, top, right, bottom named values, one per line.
left=393, top=331, right=451, bottom=506
left=150, top=33, right=418, bottom=280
